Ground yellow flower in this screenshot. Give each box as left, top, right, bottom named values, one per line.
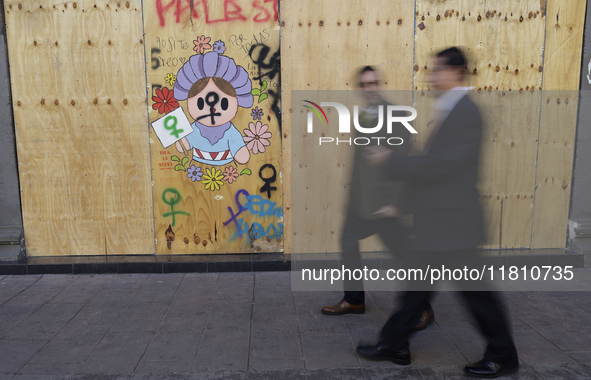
left=202, top=168, right=224, bottom=191
left=165, top=73, right=176, bottom=86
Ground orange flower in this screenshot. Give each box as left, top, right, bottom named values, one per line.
left=193, top=35, right=212, bottom=54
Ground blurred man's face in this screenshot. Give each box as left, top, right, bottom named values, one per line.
left=428, top=57, right=463, bottom=92
left=359, top=70, right=381, bottom=105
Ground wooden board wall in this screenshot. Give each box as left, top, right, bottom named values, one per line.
left=283, top=0, right=586, bottom=253
left=531, top=0, right=587, bottom=247
left=414, top=0, right=547, bottom=249
left=281, top=0, right=416, bottom=254
left=5, top=0, right=154, bottom=255
left=143, top=0, right=282, bottom=254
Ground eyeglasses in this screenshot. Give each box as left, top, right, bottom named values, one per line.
left=359, top=81, right=380, bottom=88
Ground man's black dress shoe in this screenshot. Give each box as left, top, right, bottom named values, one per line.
left=356, top=343, right=411, bottom=365
left=463, top=359, right=519, bottom=378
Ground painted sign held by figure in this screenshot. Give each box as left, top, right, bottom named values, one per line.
left=151, top=107, right=193, bottom=148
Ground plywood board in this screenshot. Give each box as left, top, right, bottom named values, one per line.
left=531, top=0, right=587, bottom=248
left=281, top=0, right=416, bottom=253
left=5, top=0, right=154, bottom=255
left=414, top=0, right=546, bottom=248
left=143, top=0, right=283, bottom=253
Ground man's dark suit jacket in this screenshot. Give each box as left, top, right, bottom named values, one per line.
left=348, top=99, right=412, bottom=220
left=385, top=94, right=484, bottom=252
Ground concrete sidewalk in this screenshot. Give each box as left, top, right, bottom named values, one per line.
left=0, top=272, right=590, bottom=379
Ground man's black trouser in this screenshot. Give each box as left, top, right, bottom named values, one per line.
left=378, top=251, right=518, bottom=363
left=340, top=213, right=406, bottom=305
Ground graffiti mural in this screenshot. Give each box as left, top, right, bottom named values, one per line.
left=145, top=0, right=282, bottom=254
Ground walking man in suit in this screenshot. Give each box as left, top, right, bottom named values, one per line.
left=360, top=47, right=519, bottom=378
left=321, top=66, right=433, bottom=330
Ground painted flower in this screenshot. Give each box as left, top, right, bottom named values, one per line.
left=193, top=35, right=212, bottom=54
left=250, top=106, right=264, bottom=121
left=244, top=121, right=272, bottom=154
left=187, top=165, right=203, bottom=182
left=164, top=73, right=176, bottom=86
left=213, top=40, right=226, bottom=54
left=202, top=167, right=224, bottom=191
left=223, top=166, right=239, bottom=183
left=152, top=87, right=179, bottom=114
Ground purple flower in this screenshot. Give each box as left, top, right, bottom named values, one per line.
left=251, top=106, right=264, bottom=121
left=213, top=40, right=226, bottom=54
left=187, top=165, right=203, bottom=182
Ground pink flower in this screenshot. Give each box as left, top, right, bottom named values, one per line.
left=243, top=121, right=272, bottom=154
left=223, top=166, right=239, bottom=183
left=193, top=35, right=212, bottom=54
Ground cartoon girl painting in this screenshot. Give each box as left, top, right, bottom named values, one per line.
left=173, top=50, right=253, bottom=166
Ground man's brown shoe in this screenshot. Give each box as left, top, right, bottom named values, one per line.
left=411, top=306, right=434, bottom=332
left=322, top=300, right=365, bottom=315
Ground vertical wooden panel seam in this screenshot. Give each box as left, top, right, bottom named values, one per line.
left=530, top=0, right=549, bottom=248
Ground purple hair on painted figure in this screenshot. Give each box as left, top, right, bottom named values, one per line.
left=173, top=51, right=253, bottom=108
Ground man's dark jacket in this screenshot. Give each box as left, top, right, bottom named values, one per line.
left=348, top=99, right=412, bottom=219
left=385, top=94, right=484, bottom=252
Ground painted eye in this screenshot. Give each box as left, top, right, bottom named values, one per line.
left=221, top=98, right=229, bottom=111
left=197, top=98, right=204, bottom=110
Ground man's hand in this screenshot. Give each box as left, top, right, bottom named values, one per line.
left=373, top=205, right=402, bottom=218
left=364, top=145, right=392, bottom=166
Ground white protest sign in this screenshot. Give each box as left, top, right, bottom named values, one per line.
left=151, top=107, right=192, bottom=148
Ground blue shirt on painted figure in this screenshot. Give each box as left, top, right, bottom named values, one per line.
left=185, top=122, right=246, bottom=166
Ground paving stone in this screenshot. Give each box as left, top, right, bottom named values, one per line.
left=17, top=360, right=82, bottom=376
left=216, top=273, right=254, bottom=288
left=176, top=273, right=219, bottom=291
left=26, top=275, right=79, bottom=290
left=89, top=288, right=139, bottom=307
left=250, top=312, right=299, bottom=336
left=526, top=362, right=591, bottom=380
left=77, top=332, right=153, bottom=374
left=296, top=312, right=348, bottom=335
left=134, top=361, right=193, bottom=374
left=408, top=330, right=468, bottom=366
left=101, top=274, right=149, bottom=289
left=249, top=330, right=302, bottom=359
left=54, top=314, right=119, bottom=343
left=567, top=351, right=591, bottom=363
left=341, top=311, right=389, bottom=331
left=300, top=334, right=359, bottom=370
left=129, top=289, right=177, bottom=304
left=363, top=366, right=424, bottom=380
left=5, top=303, right=84, bottom=340
left=513, top=329, right=575, bottom=365
left=534, top=327, right=591, bottom=352
left=0, top=339, right=48, bottom=374
left=0, top=302, right=44, bottom=336
left=432, top=312, right=477, bottom=330
left=141, top=274, right=185, bottom=289
left=48, top=282, right=102, bottom=304
left=12, top=375, right=74, bottom=380
left=141, top=331, right=201, bottom=362
left=254, top=272, right=291, bottom=290
left=248, top=357, right=304, bottom=372
left=306, top=368, right=365, bottom=379
left=346, top=326, right=382, bottom=348
left=248, top=368, right=305, bottom=380
left=439, top=327, right=487, bottom=364
left=8, top=289, right=62, bottom=307
left=25, top=338, right=98, bottom=363
left=192, top=331, right=249, bottom=372
left=109, top=303, right=169, bottom=334
left=191, top=370, right=248, bottom=380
